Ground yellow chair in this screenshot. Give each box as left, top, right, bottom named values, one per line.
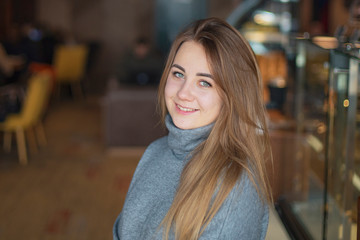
left=53, top=44, right=88, bottom=99
left=0, top=72, right=52, bottom=165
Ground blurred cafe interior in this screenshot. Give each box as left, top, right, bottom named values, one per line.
left=0, top=0, right=359, bottom=239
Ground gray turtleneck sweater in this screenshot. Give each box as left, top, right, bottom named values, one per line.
left=113, top=116, right=269, bottom=239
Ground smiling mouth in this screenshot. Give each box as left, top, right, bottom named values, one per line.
left=176, top=104, right=199, bottom=112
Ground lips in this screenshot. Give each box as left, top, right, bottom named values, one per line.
left=176, top=104, right=198, bottom=112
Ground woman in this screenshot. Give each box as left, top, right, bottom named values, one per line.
left=113, top=17, right=272, bottom=240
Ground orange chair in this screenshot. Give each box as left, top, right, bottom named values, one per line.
left=53, top=44, right=88, bottom=99
left=0, top=71, right=52, bottom=165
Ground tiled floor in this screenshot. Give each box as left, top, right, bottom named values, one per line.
left=0, top=97, right=290, bottom=239
left=0, top=98, right=135, bottom=239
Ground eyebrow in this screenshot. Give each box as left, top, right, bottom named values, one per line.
left=172, top=64, right=214, bottom=79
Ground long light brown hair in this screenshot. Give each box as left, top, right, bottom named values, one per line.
left=157, top=17, right=272, bottom=240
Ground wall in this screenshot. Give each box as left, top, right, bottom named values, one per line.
left=35, top=0, right=236, bottom=94
left=299, top=0, right=350, bottom=35
left=36, top=0, right=156, bottom=93
left=329, top=0, right=349, bottom=34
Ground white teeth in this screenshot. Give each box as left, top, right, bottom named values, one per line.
left=177, top=105, right=195, bottom=112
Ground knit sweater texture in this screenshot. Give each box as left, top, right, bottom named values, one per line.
left=113, top=115, right=269, bottom=239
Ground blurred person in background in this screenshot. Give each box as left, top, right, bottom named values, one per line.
left=116, top=36, right=163, bottom=86
left=0, top=24, right=27, bottom=85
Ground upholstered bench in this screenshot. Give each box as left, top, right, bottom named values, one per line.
left=102, top=86, right=167, bottom=146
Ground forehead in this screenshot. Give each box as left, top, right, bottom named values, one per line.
left=172, top=41, right=211, bottom=72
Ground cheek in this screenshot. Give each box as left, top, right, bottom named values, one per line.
left=164, top=78, right=177, bottom=99
left=204, top=96, right=223, bottom=121
left=199, top=92, right=222, bottom=112
left=164, top=79, right=171, bottom=100
left=164, top=78, right=174, bottom=107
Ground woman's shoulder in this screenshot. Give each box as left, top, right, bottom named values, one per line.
left=231, top=171, right=267, bottom=205
left=144, top=135, right=168, bottom=153
left=125, top=136, right=169, bottom=191
left=137, top=136, right=169, bottom=165
left=206, top=172, right=269, bottom=239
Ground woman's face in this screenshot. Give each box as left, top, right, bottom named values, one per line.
left=165, top=41, right=223, bottom=130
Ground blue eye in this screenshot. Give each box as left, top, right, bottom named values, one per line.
left=174, top=72, right=184, bottom=78
left=199, top=81, right=212, bottom=87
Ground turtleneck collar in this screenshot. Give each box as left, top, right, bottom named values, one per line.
left=165, top=115, right=213, bottom=160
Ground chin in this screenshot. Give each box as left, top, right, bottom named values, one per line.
left=172, top=118, right=196, bottom=130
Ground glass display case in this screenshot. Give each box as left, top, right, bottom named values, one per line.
left=228, top=0, right=299, bottom=108
left=287, top=38, right=360, bottom=240
left=227, top=1, right=359, bottom=239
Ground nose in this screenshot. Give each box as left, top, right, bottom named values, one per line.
left=177, top=80, right=194, bottom=101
